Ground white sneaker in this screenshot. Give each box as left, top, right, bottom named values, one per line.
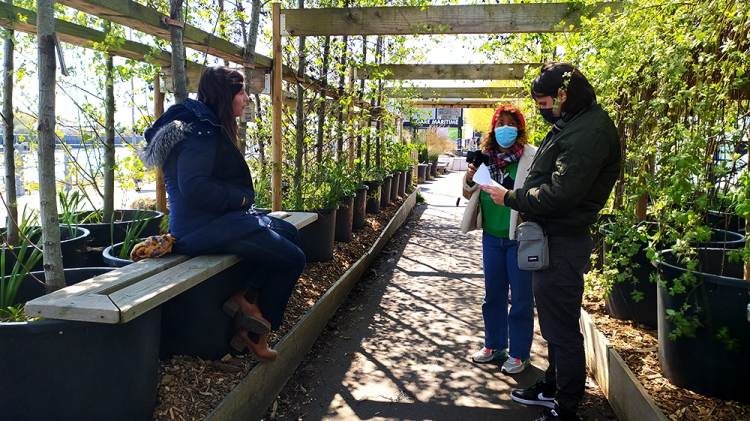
left=471, top=347, right=508, bottom=363
left=501, top=356, right=531, bottom=374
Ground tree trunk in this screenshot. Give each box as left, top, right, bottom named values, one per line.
left=37, top=0, right=65, bottom=292
left=238, top=0, right=261, bottom=154
left=170, top=0, right=187, bottom=104
left=359, top=36, right=367, bottom=170
left=3, top=6, right=18, bottom=247
left=316, top=36, right=330, bottom=163
left=103, top=23, right=115, bottom=223
left=293, top=0, right=306, bottom=208
left=375, top=36, right=383, bottom=169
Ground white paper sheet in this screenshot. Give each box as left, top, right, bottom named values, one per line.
left=473, top=163, right=501, bottom=187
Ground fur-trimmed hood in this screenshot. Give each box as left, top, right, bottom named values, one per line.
left=140, top=98, right=220, bottom=168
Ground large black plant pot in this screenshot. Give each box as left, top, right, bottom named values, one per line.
left=602, top=223, right=744, bottom=329
left=1, top=225, right=90, bottom=271
left=417, top=164, right=428, bottom=183
left=657, top=248, right=750, bottom=403
left=297, top=206, right=338, bottom=263
left=364, top=180, right=382, bottom=214
left=706, top=209, right=745, bottom=235
left=406, top=166, right=414, bottom=189
left=430, top=160, right=438, bottom=178
left=380, top=174, right=393, bottom=208
left=75, top=209, right=164, bottom=247
left=75, top=209, right=164, bottom=267
left=335, top=195, right=355, bottom=243
left=0, top=268, right=161, bottom=421
left=102, top=241, right=137, bottom=268
left=352, top=185, right=369, bottom=230
left=160, top=261, right=252, bottom=360
left=390, top=171, right=401, bottom=202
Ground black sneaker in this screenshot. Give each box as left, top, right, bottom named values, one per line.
left=511, top=380, right=556, bottom=408
left=532, top=409, right=581, bottom=421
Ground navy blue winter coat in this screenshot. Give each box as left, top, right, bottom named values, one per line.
left=142, top=98, right=267, bottom=256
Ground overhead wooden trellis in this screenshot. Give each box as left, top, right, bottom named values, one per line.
left=278, top=3, right=623, bottom=37
left=272, top=1, right=623, bottom=210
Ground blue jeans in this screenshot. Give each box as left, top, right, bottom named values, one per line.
left=221, top=215, right=306, bottom=331
left=481, top=232, right=534, bottom=360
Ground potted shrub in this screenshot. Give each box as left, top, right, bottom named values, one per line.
left=603, top=219, right=745, bottom=328
left=0, top=254, right=161, bottom=421
left=654, top=247, right=750, bottom=403
left=284, top=165, right=340, bottom=263
left=328, top=161, right=358, bottom=243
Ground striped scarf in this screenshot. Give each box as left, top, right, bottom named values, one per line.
left=487, top=142, right=524, bottom=185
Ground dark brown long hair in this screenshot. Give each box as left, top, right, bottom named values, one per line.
left=480, top=105, right=529, bottom=152
left=196, top=66, right=244, bottom=142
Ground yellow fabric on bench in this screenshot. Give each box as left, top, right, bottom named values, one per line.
left=130, top=234, right=178, bottom=262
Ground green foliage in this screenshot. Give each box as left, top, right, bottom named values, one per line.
left=416, top=191, right=425, bottom=203
left=0, top=232, right=43, bottom=319
left=114, top=210, right=155, bottom=259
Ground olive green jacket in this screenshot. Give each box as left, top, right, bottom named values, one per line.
left=505, top=104, right=621, bottom=237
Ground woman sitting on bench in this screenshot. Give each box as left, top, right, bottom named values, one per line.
left=141, top=66, right=306, bottom=363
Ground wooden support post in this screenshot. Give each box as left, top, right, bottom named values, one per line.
left=271, top=2, right=283, bottom=212
left=154, top=72, right=167, bottom=214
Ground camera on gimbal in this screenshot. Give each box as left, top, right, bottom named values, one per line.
left=466, top=150, right=491, bottom=167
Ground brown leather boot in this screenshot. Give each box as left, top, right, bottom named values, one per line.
left=223, top=287, right=271, bottom=334
left=230, top=328, right=277, bottom=362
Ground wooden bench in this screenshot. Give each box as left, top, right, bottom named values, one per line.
left=25, top=211, right=317, bottom=324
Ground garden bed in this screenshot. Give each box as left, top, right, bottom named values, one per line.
left=151, top=192, right=415, bottom=421
left=582, top=297, right=750, bottom=421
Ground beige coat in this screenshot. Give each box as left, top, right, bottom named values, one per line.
left=460, top=144, right=537, bottom=239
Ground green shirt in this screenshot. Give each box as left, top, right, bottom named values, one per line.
left=480, top=162, right=518, bottom=238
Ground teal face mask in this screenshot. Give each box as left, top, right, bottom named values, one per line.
left=494, top=126, right=518, bottom=148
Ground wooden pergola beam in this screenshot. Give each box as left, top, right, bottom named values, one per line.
left=0, top=2, right=200, bottom=69
left=55, top=0, right=354, bottom=103
left=280, top=3, right=623, bottom=37
left=385, top=86, right=526, bottom=99
left=56, top=0, right=250, bottom=66
left=356, top=63, right=539, bottom=80
left=410, top=100, right=512, bottom=109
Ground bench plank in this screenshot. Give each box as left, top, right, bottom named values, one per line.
left=268, top=211, right=317, bottom=230
left=113, top=254, right=243, bottom=323
left=25, top=211, right=318, bottom=324
left=25, top=254, right=191, bottom=323
left=25, top=293, right=121, bottom=323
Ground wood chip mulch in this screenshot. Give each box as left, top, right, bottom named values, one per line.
left=151, top=197, right=408, bottom=421
left=582, top=296, right=750, bottom=421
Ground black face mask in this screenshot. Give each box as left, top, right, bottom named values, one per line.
left=540, top=108, right=561, bottom=125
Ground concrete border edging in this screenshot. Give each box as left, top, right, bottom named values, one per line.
left=580, top=309, right=667, bottom=421
left=205, top=187, right=420, bottom=421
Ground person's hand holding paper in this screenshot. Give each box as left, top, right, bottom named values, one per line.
left=475, top=164, right=508, bottom=206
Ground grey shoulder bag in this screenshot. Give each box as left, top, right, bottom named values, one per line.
left=516, top=221, right=549, bottom=271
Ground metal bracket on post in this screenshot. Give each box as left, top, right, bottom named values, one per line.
left=54, top=34, right=68, bottom=76
left=262, top=74, right=271, bottom=95
left=279, top=14, right=290, bottom=36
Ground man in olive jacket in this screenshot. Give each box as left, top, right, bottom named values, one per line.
left=481, top=62, right=621, bottom=421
